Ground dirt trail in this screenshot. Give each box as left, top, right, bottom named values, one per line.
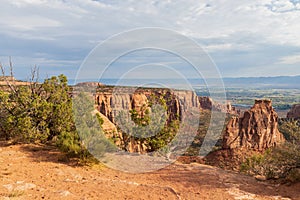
left=0, top=143, right=299, bottom=200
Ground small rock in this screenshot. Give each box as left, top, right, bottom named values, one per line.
left=64, top=178, right=74, bottom=182
left=255, top=175, right=267, bottom=181
left=15, top=183, right=36, bottom=191
left=58, top=190, right=72, bottom=196
left=73, top=174, right=82, bottom=180
left=3, top=184, right=13, bottom=191
left=16, top=181, right=24, bottom=184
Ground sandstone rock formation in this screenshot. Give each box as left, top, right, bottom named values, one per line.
left=223, top=99, right=285, bottom=151
left=199, top=96, right=237, bottom=114
left=287, top=104, right=300, bottom=119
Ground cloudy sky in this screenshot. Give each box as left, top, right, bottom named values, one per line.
left=0, top=0, right=300, bottom=80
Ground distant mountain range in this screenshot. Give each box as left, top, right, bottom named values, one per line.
left=222, top=75, right=300, bottom=89
left=70, top=75, right=300, bottom=89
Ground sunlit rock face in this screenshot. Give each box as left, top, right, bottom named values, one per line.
left=223, top=100, right=285, bottom=151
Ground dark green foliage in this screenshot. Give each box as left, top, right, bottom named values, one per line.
left=240, top=151, right=269, bottom=175
left=72, top=92, right=117, bottom=158
left=115, top=93, right=179, bottom=152
left=146, top=119, right=179, bottom=151
left=279, top=119, right=300, bottom=144
left=0, top=75, right=71, bottom=141
left=0, top=72, right=93, bottom=159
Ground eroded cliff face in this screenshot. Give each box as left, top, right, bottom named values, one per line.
left=94, top=87, right=201, bottom=153
left=287, top=104, right=300, bottom=119
left=95, top=89, right=181, bottom=123
left=95, top=88, right=234, bottom=124
left=223, top=100, right=285, bottom=151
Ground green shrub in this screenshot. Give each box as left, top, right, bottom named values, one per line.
left=241, top=119, right=300, bottom=182
left=0, top=74, right=75, bottom=143
left=279, top=119, right=300, bottom=144
left=0, top=69, right=95, bottom=160
left=240, top=153, right=266, bottom=174
left=114, top=93, right=179, bottom=152
left=72, top=91, right=117, bottom=158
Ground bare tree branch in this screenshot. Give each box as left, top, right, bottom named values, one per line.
left=0, top=60, right=17, bottom=94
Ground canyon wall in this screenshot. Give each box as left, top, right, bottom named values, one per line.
left=94, top=87, right=202, bottom=153
left=94, top=88, right=189, bottom=123
left=78, top=84, right=283, bottom=154
left=76, top=84, right=236, bottom=153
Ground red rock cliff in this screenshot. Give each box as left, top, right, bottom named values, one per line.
left=223, top=99, right=285, bottom=151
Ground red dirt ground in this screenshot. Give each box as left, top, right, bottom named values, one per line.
left=0, top=143, right=299, bottom=200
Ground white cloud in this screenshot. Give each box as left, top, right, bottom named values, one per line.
left=1, top=15, right=61, bottom=31
left=10, top=0, right=46, bottom=7
left=278, top=54, right=300, bottom=64
left=2, top=0, right=300, bottom=46
left=267, top=0, right=299, bottom=12
left=0, top=0, right=300, bottom=78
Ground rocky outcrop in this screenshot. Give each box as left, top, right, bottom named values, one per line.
left=95, top=92, right=134, bottom=123
left=199, top=96, right=237, bottom=114
left=199, top=96, right=213, bottom=110
left=287, top=104, right=300, bottom=119
left=75, top=82, right=104, bottom=88
left=223, top=99, right=285, bottom=151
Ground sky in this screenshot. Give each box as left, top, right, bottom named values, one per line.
left=0, top=0, right=300, bottom=80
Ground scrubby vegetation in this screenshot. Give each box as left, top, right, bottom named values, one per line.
left=0, top=65, right=102, bottom=162
left=241, top=119, right=300, bottom=182
left=73, top=92, right=116, bottom=159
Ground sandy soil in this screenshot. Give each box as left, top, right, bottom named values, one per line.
left=0, top=143, right=299, bottom=200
